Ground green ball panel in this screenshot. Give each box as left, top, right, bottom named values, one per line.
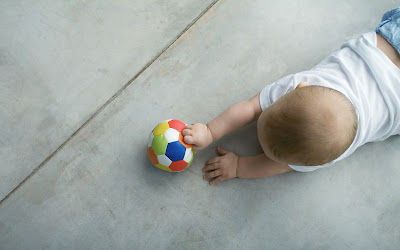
left=152, top=135, right=168, bottom=155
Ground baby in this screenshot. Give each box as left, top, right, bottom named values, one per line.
left=183, top=7, right=400, bottom=185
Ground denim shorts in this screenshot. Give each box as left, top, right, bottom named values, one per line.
left=376, top=7, right=400, bottom=55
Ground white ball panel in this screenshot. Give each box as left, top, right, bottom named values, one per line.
left=183, top=148, right=193, bottom=163
left=148, top=133, right=154, bottom=147
left=157, top=154, right=172, bottom=167
left=163, top=128, right=179, bottom=143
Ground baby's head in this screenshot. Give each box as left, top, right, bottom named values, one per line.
left=257, top=83, right=357, bottom=166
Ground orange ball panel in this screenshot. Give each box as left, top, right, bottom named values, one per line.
left=147, top=147, right=159, bottom=165
left=178, top=133, right=192, bottom=149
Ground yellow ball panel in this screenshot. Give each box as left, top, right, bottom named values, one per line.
left=153, top=122, right=169, bottom=136
left=155, top=163, right=172, bottom=172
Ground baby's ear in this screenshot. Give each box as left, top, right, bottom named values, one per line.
left=296, top=82, right=309, bottom=89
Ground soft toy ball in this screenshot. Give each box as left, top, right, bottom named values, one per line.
left=147, top=119, right=195, bottom=172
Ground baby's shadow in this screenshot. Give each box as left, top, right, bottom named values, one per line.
left=209, top=121, right=263, bottom=157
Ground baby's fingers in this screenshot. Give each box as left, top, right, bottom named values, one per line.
left=183, top=135, right=195, bottom=145
left=203, top=163, right=219, bottom=173
left=182, top=128, right=192, bottom=136
left=204, top=170, right=221, bottom=180
left=205, top=157, right=220, bottom=165
left=209, top=176, right=224, bottom=185
left=184, top=124, right=194, bottom=130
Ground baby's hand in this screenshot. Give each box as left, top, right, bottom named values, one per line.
left=182, top=123, right=214, bottom=150
left=203, top=147, right=238, bottom=185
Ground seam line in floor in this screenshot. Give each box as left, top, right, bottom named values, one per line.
left=0, top=0, right=219, bottom=206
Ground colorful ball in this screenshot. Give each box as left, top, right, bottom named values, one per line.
left=147, top=119, right=195, bottom=172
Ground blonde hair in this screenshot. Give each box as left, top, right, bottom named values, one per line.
left=263, top=86, right=357, bottom=166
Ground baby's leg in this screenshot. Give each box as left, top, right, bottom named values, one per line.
left=376, top=7, right=400, bottom=68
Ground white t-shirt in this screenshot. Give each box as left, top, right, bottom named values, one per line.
left=259, top=31, right=400, bottom=172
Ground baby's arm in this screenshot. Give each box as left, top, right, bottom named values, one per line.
left=183, top=93, right=262, bottom=150
left=183, top=93, right=293, bottom=185
left=203, top=147, right=292, bottom=185
left=237, top=153, right=293, bottom=178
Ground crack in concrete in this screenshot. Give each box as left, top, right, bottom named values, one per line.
left=0, top=0, right=220, bottom=207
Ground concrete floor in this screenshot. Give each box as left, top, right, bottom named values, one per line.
left=0, top=0, right=399, bottom=249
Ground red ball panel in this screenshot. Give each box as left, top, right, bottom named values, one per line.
left=169, top=160, right=188, bottom=172
left=168, top=119, right=186, bottom=132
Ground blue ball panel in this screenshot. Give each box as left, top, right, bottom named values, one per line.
left=165, top=141, right=186, bottom=161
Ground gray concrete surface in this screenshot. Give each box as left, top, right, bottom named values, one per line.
left=1, top=0, right=399, bottom=249
left=0, top=0, right=214, bottom=200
